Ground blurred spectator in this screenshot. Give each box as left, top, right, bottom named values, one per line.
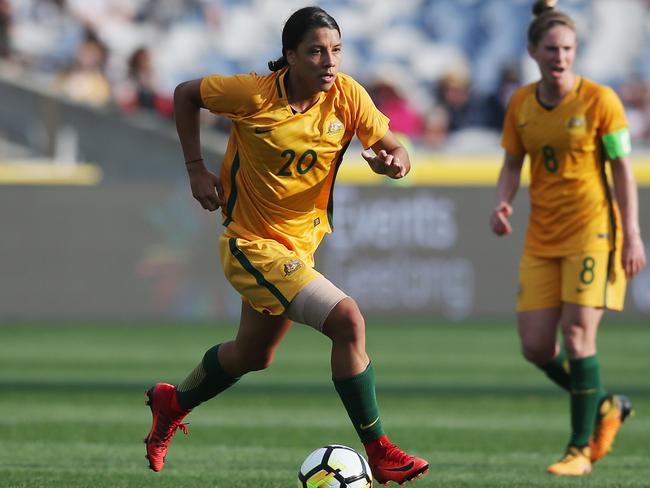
left=1, top=0, right=649, bottom=147
left=66, top=0, right=136, bottom=33
left=0, top=0, right=10, bottom=59
left=483, top=63, right=521, bottom=131
left=432, top=66, right=486, bottom=133
left=579, top=0, right=645, bottom=89
left=367, top=76, right=424, bottom=140
left=53, top=28, right=111, bottom=106
left=137, top=0, right=222, bottom=30
left=421, top=106, right=450, bottom=150
left=619, top=78, right=650, bottom=143
left=10, top=0, right=85, bottom=73
left=116, top=46, right=173, bottom=117
left=422, top=0, right=529, bottom=95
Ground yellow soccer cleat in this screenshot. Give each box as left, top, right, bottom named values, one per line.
left=589, top=394, right=633, bottom=462
left=547, top=446, right=592, bottom=476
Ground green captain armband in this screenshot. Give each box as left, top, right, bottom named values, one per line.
left=602, top=128, right=632, bottom=159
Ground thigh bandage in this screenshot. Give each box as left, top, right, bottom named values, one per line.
left=285, top=276, right=348, bottom=331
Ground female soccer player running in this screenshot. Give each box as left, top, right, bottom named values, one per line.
left=490, top=0, right=646, bottom=476
left=144, top=6, right=429, bottom=485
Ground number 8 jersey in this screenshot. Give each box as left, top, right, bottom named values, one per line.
left=200, top=68, right=389, bottom=263
left=501, top=76, right=630, bottom=256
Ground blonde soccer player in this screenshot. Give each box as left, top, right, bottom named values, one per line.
left=143, top=6, right=429, bottom=485
left=490, top=0, right=646, bottom=476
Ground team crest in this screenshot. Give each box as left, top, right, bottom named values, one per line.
left=283, top=260, right=302, bottom=277
left=327, top=119, right=344, bottom=135
left=567, top=116, right=586, bottom=129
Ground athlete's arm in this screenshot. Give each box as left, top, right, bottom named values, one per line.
left=174, top=79, right=224, bottom=212
left=361, top=129, right=410, bottom=179
left=610, top=155, right=647, bottom=278
left=490, top=150, right=524, bottom=236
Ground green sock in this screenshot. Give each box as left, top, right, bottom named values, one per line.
left=175, top=344, right=239, bottom=410
left=333, top=363, right=385, bottom=443
left=569, top=355, right=602, bottom=447
left=538, top=346, right=571, bottom=391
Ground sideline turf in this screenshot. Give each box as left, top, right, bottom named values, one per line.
left=1, top=322, right=648, bottom=487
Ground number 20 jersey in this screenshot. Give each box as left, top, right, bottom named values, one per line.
left=200, top=68, right=389, bottom=263
left=501, top=77, right=628, bottom=256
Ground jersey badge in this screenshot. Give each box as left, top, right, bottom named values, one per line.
left=567, top=116, right=586, bottom=130
left=327, top=119, right=344, bottom=136
left=283, top=260, right=302, bottom=277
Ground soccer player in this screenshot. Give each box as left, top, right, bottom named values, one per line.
left=490, top=0, right=646, bottom=476
left=143, top=6, right=429, bottom=485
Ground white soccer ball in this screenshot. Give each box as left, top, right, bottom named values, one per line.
left=298, top=444, right=373, bottom=488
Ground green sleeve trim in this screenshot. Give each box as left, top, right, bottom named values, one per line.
left=602, top=128, right=631, bottom=159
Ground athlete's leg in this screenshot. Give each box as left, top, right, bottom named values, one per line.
left=518, top=307, right=570, bottom=390
left=560, top=303, right=601, bottom=358
left=546, top=303, right=603, bottom=475
left=517, top=253, right=571, bottom=391
left=177, top=301, right=293, bottom=409
left=322, top=297, right=369, bottom=378
left=321, top=297, right=428, bottom=484
left=560, top=303, right=605, bottom=448
left=518, top=307, right=561, bottom=365
left=145, top=303, right=292, bottom=472
left=218, top=301, right=293, bottom=377
left=287, top=278, right=428, bottom=483
left=286, top=279, right=379, bottom=437
left=320, top=297, right=380, bottom=443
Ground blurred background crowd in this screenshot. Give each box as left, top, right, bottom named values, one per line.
left=1, top=0, right=649, bottom=151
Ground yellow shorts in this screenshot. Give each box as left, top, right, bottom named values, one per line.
left=220, top=234, right=321, bottom=316
left=517, top=250, right=626, bottom=312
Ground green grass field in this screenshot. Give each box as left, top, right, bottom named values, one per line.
left=1, top=321, right=649, bottom=487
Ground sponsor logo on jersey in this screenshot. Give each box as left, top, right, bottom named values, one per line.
left=327, top=120, right=344, bottom=135
left=283, top=260, right=302, bottom=277
left=597, top=233, right=609, bottom=239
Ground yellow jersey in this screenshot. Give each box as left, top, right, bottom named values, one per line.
left=502, top=77, right=628, bottom=256
left=200, top=68, right=389, bottom=263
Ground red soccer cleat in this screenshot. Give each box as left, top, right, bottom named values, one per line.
left=364, top=435, right=429, bottom=485
left=144, top=383, right=190, bottom=472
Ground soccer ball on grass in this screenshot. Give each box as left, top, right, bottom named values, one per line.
left=298, top=444, right=373, bottom=487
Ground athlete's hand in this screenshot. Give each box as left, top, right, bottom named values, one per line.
left=362, top=149, right=407, bottom=179
left=490, top=202, right=513, bottom=236
left=186, top=161, right=224, bottom=211
left=621, top=233, right=647, bottom=279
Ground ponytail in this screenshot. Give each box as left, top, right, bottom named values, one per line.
left=268, top=56, right=288, bottom=72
